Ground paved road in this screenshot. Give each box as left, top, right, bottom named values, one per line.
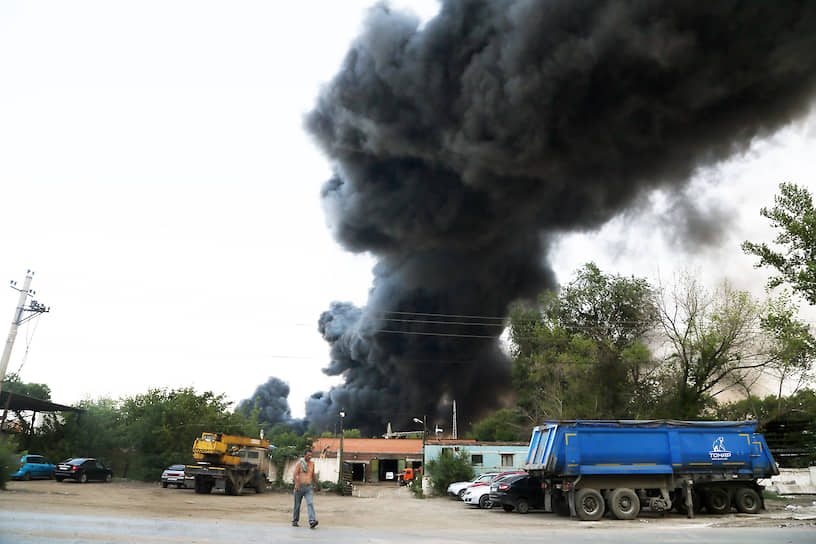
left=1, top=511, right=814, bottom=544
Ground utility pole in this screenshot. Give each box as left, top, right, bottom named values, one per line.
left=337, top=408, right=345, bottom=492
left=452, top=400, right=458, bottom=439
left=0, top=270, right=50, bottom=399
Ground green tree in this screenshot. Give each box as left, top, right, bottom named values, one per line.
left=655, top=275, right=796, bottom=418
left=425, top=449, right=474, bottom=495
left=509, top=263, right=660, bottom=421
left=1, top=373, right=52, bottom=439
left=118, top=387, right=252, bottom=481
left=742, top=182, right=816, bottom=305
left=468, top=409, right=528, bottom=442
left=265, top=424, right=313, bottom=486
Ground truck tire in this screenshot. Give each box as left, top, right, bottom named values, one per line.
left=254, top=473, right=266, bottom=494
left=575, top=489, right=605, bottom=521
left=734, top=487, right=761, bottom=514
left=608, top=488, right=640, bottom=520
left=516, top=498, right=530, bottom=514
left=704, top=487, right=731, bottom=515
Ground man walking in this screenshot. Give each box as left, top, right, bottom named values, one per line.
left=292, top=448, right=318, bottom=529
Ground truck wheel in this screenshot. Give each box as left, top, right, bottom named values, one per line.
left=575, top=489, right=605, bottom=521
left=502, top=505, right=514, bottom=512
left=516, top=498, right=530, bottom=514
left=734, top=488, right=761, bottom=514
left=478, top=494, right=491, bottom=509
left=254, top=473, right=266, bottom=494
left=608, top=488, right=640, bottom=520
left=704, top=487, right=731, bottom=515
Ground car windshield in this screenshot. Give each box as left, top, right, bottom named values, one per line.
left=67, top=458, right=88, bottom=465
left=474, top=473, right=495, bottom=482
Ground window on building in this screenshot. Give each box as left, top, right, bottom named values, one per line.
left=501, top=454, right=514, bottom=467
left=471, top=454, right=483, bottom=465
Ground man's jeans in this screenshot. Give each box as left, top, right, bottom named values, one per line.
left=293, top=484, right=316, bottom=523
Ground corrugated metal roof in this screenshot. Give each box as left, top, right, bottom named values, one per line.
left=312, top=438, right=422, bottom=455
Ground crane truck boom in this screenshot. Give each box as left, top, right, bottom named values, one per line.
left=185, top=432, right=273, bottom=495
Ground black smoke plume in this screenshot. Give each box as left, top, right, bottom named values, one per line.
left=296, top=0, right=816, bottom=435
left=238, top=377, right=306, bottom=433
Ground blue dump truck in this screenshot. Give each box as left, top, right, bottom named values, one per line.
left=523, top=420, right=778, bottom=521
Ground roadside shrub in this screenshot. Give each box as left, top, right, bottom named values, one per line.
left=425, top=450, right=474, bottom=496
left=408, top=477, right=424, bottom=499
left=0, top=437, right=20, bottom=489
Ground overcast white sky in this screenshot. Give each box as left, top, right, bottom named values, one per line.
left=1, top=1, right=814, bottom=417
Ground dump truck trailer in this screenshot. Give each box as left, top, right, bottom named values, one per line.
left=185, top=432, right=272, bottom=495
left=522, top=420, right=778, bottom=521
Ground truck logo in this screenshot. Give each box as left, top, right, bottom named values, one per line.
left=709, top=436, right=731, bottom=461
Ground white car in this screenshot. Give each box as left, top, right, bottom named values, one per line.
left=447, top=472, right=498, bottom=499
left=462, top=482, right=492, bottom=508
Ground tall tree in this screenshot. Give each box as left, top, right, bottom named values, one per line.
left=655, top=275, right=786, bottom=418
left=742, top=182, right=816, bottom=305
left=509, top=263, right=660, bottom=421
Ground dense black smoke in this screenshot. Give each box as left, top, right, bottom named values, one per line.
left=238, top=377, right=306, bottom=433
left=295, top=0, right=816, bottom=435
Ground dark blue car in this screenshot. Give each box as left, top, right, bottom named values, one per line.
left=12, top=454, right=55, bottom=480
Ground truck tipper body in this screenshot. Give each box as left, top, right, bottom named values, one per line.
left=520, top=420, right=778, bottom=520
left=185, top=432, right=273, bottom=495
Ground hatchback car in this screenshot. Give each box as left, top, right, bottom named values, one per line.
left=54, top=458, right=113, bottom=483
left=489, top=473, right=545, bottom=513
left=12, top=454, right=55, bottom=480
left=447, top=472, right=498, bottom=499
left=161, top=464, right=194, bottom=488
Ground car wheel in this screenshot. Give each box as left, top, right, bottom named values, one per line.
left=608, top=488, right=640, bottom=520
left=105, top=473, right=112, bottom=483
left=502, top=505, right=514, bottom=512
left=704, top=487, right=730, bottom=515
left=734, top=487, right=761, bottom=514
left=162, top=481, right=168, bottom=488
left=23, top=471, right=31, bottom=481
left=458, top=489, right=466, bottom=500
left=575, top=489, right=605, bottom=521
left=79, top=473, right=88, bottom=484
left=516, top=498, right=530, bottom=514
left=478, top=494, right=491, bottom=509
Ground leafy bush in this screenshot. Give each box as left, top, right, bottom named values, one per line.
left=0, top=437, right=20, bottom=489
left=425, top=449, right=474, bottom=495
left=408, top=477, right=424, bottom=499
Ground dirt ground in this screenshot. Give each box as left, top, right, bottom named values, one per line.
left=1, top=479, right=815, bottom=532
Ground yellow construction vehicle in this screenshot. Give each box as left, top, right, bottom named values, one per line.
left=185, top=432, right=273, bottom=495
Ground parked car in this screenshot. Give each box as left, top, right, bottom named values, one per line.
left=447, top=472, right=498, bottom=499
left=462, top=482, right=493, bottom=509
left=489, top=473, right=545, bottom=514
left=54, top=458, right=113, bottom=483
left=12, top=454, right=55, bottom=480
left=463, top=473, right=524, bottom=508
left=161, top=464, right=194, bottom=488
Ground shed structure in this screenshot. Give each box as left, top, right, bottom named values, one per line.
left=424, top=439, right=529, bottom=474
left=311, top=438, right=423, bottom=483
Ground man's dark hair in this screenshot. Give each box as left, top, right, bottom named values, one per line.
left=304, top=448, right=312, bottom=455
